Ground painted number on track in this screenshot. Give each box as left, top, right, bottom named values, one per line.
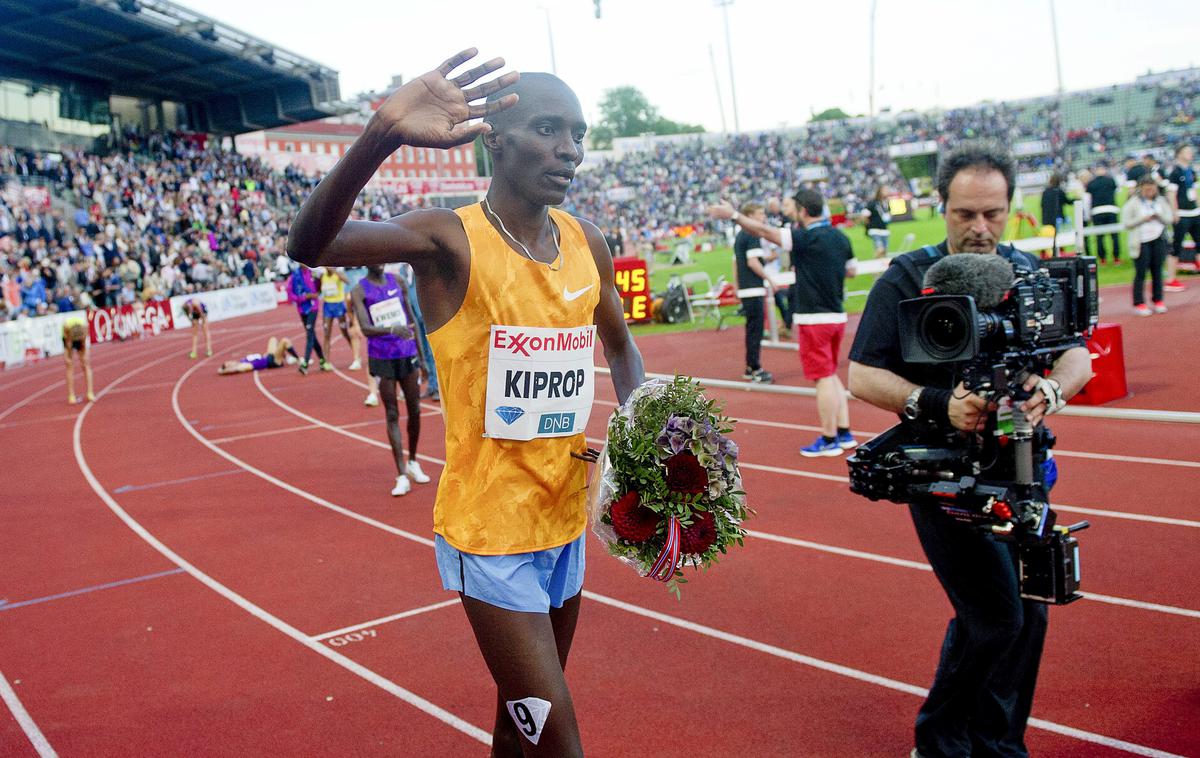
left=326, top=629, right=377, bottom=647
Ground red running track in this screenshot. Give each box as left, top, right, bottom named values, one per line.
left=1, top=297, right=1197, bottom=757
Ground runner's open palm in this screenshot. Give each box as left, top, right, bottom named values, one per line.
left=374, top=48, right=519, bottom=149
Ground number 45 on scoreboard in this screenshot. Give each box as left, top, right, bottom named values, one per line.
left=612, top=256, right=651, bottom=323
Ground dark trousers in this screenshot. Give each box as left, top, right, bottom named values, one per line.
left=1173, top=215, right=1200, bottom=261
left=1133, top=236, right=1168, bottom=305
left=1087, top=212, right=1121, bottom=261
left=300, top=309, right=325, bottom=363
left=909, top=504, right=1048, bottom=758
left=773, top=289, right=793, bottom=331
left=742, top=296, right=764, bottom=371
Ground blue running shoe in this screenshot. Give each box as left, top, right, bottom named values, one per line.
left=800, top=436, right=842, bottom=457
left=836, top=430, right=858, bottom=449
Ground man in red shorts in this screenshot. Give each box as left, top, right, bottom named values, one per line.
left=710, top=187, right=857, bottom=455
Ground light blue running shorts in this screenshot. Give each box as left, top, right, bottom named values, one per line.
left=434, top=532, right=586, bottom=613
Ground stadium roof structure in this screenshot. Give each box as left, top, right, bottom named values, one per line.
left=0, top=0, right=347, bottom=134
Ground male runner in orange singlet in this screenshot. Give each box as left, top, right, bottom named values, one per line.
left=289, top=50, right=643, bottom=757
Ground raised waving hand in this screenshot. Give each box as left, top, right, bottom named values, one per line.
left=373, top=48, right=519, bottom=149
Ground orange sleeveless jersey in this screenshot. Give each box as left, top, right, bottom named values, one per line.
left=429, top=203, right=601, bottom=555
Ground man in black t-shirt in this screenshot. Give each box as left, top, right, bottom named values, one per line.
left=732, top=202, right=773, bottom=383
left=1085, top=163, right=1121, bottom=263
left=1165, top=143, right=1198, bottom=291
left=848, top=141, right=1092, bottom=758
left=710, top=188, right=858, bottom=456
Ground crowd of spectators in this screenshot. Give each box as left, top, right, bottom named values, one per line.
left=1, top=74, right=1196, bottom=321
left=1, top=136, right=297, bottom=320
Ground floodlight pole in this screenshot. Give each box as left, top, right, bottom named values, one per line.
left=715, top=0, right=740, bottom=132
left=539, top=6, right=557, bottom=76
left=1049, top=0, right=1064, bottom=95
left=868, top=0, right=877, bottom=118
left=708, top=44, right=728, bottom=133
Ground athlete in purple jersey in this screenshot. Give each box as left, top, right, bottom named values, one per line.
left=351, top=264, right=429, bottom=496
left=217, top=337, right=300, bottom=375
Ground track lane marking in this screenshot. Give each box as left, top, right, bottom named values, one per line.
left=744, top=530, right=1200, bottom=619
left=68, top=335, right=489, bottom=745
left=592, top=397, right=1200, bottom=469
left=273, top=373, right=1200, bottom=619
left=113, top=470, right=245, bottom=493
left=311, top=599, right=462, bottom=642
left=0, top=670, right=56, bottom=757
left=218, top=376, right=1192, bottom=756
left=253, top=371, right=447, bottom=469
left=0, top=569, right=186, bottom=612
left=581, top=592, right=1185, bottom=758
left=594, top=367, right=1200, bottom=425
left=244, top=371, right=1197, bottom=754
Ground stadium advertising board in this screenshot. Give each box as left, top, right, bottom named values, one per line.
left=887, top=140, right=938, bottom=158
left=1013, top=139, right=1052, bottom=157
left=612, top=256, right=652, bottom=323
left=88, top=300, right=175, bottom=344
left=169, top=283, right=278, bottom=325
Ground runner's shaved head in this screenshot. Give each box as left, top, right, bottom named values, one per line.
left=484, top=72, right=582, bottom=135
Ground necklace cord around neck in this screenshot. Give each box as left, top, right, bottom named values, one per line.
left=483, top=197, right=563, bottom=272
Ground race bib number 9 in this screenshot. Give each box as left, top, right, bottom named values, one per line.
left=368, top=297, right=408, bottom=328
left=485, top=325, right=596, bottom=441
left=321, top=281, right=339, bottom=299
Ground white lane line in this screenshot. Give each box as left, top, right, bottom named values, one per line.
left=582, top=592, right=1184, bottom=758
left=330, top=364, right=443, bottom=416
left=594, top=366, right=1200, bottom=425
left=745, top=530, right=1200, bottom=619
left=331, top=422, right=1200, bottom=619
left=593, top=397, right=1200, bottom=469
left=182, top=377, right=437, bottom=547
left=591, top=429, right=1200, bottom=530
left=0, top=382, right=66, bottom=423
left=0, top=338, right=192, bottom=422
left=746, top=530, right=933, bottom=571
left=253, top=371, right=448, bottom=469
left=77, top=338, right=486, bottom=745
left=0, top=670, right=56, bottom=758
left=1049, top=504, right=1200, bottom=529
left=223, top=378, right=1190, bottom=757
left=311, top=599, right=462, bottom=642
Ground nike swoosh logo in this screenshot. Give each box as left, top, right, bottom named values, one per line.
left=563, top=284, right=594, bottom=302
left=386, top=289, right=398, bottom=295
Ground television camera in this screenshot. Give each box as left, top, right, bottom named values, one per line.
left=848, top=253, right=1099, bottom=604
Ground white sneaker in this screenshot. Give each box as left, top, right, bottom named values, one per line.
left=406, top=460, right=431, bottom=484
left=364, top=392, right=379, bottom=407
left=391, top=475, right=411, bottom=496
left=348, top=359, right=362, bottom=371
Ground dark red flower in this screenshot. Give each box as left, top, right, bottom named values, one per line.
left=665, top=452, right=708, bottom=495
left=680, top=511, right=718, bottom=555
left=609, top=491, right=658, bottom=543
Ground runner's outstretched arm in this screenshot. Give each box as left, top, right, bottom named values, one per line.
left=582, top=220, right=644, bottom=404
left=287, top=49, right=519, bottom=268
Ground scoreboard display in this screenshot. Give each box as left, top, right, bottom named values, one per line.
left=612, top=256, right=652, bottom=323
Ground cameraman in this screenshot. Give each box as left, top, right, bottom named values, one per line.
left=847, top=141, right=1091, bottom=758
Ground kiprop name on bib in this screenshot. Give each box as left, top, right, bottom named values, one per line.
left=485, top=324, right=596, bottom=441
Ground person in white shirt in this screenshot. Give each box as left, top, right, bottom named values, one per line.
left=1122, top=175, right=1174, bottom=315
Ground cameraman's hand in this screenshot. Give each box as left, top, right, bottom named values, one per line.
left=948, top=382, right=993, bottom=432
left=1019, top=374, right=1057, bottom=427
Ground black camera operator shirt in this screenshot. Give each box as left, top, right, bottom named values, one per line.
left=789, top=222, right=854, bottom=314
left=733, top=229, right=766, bottom=291
left=848, top=242, right=1040, bottom=389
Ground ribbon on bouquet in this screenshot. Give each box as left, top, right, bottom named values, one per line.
left=647, top=516, right=681, bottom=582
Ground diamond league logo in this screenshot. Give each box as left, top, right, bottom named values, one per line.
left=495, top=406, right=525, bottom=425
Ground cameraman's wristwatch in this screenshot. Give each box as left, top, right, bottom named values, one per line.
left=903, top=387, right=923, bottom=420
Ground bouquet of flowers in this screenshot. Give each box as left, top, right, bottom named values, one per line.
left=590, top=376, right=749, bottom=597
